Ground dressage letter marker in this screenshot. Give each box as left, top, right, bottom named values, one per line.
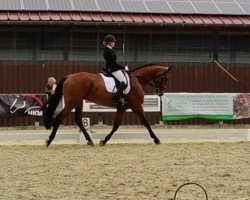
left=79, top=118, right=91, bottom=144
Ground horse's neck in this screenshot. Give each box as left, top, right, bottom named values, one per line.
left=132, top=67, right=157, bottom=84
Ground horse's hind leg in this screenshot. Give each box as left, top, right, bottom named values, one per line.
left=75, top=105, right=94, bottom=146
left=99, top=108, right=125, bottom=146
left=132, top=105, right=160, bottom=144
left=45, top=107, right=71, bottom=147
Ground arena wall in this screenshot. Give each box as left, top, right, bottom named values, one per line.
left=0, top=61, right=249, bottom=126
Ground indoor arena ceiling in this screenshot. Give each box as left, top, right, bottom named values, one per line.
left=0, top=0, right=249, bottom=15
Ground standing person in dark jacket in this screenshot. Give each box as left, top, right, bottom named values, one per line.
left=45, top=77, right=57, bottom=98
left=103, top=35, right=128, bottom=106
left=43, top=77, right=58, bottom=125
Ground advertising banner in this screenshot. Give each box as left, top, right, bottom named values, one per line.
left=0, top=94, right=48, bottom=118
left=82, top=95, right=160, bottom=112
left=162, top=93, right=250, bottom=120
left=0, top=93, right=159, bottom=119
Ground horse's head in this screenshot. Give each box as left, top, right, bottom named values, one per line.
left=147, top=64, right=172, bottom=96
left=131, top=63, right=172, bottom=96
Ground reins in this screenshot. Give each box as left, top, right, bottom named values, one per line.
left=147, top=70, right=168, bottom=89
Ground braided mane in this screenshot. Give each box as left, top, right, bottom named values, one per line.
left=130, top=63, right=164, bottom=72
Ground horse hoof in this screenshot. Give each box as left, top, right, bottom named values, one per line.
left=99, top=140, right=105, bottom=147
left=87, top=141, right=94, bottom=147
left=154, top=139, right=161, bottom=144
left=45, top=139, right=50, bottom=147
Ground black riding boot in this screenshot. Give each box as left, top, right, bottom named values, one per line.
left=114, top=82, right=126, bottom=106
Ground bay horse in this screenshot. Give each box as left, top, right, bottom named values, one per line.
left=44, top=63, right=172, bottom=147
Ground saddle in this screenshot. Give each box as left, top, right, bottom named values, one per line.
left=99, top=71, right=131, bottom=94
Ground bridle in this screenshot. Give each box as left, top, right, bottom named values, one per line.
left=148, top=68, right=171, bottom=96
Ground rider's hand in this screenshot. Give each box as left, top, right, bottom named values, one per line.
left=125, top=65, right=129, bottom=71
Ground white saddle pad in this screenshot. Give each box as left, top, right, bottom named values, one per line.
left=100, top=73, right=131, bottom=94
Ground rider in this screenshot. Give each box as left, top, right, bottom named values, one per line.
left=103, top=35, right=128, bottom=106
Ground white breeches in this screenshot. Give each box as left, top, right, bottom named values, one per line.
left=112, top=70, right=127, bottom=84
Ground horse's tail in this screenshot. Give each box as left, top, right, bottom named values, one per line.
left=43, top=77, right=67, bottom=129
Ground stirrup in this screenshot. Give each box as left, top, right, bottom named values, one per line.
left=115, top=97, right=126, bottom=106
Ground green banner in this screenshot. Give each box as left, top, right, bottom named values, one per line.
left=162, top=93, right=250, bottom=120
left=162, top=115, right=233, bottom=121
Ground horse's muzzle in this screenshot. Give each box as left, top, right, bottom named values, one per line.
left=156, top=89, right=164, bottom=96
left=156, top=86, right=166, bottom=96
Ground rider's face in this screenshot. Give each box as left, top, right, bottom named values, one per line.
left=110, top=41, right=115, bottom=48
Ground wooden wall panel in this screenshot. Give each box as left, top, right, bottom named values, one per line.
left=0, top=61, right=249, bottom=126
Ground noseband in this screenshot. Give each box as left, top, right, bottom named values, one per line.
left=148, top=70, right=169, bottom=95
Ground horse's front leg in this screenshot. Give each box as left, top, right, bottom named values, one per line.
left=99, top=107, right=126, bottom=146
left=132, top=105, right=160, bottom=144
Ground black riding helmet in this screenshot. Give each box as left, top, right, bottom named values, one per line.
left=104, top=35, right=116, bottom=44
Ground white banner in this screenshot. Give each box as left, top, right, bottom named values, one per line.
left=83, top=95, right=160, bottom=112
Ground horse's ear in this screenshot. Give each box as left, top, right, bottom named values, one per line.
left=166, top=66, right=173, bottom=73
